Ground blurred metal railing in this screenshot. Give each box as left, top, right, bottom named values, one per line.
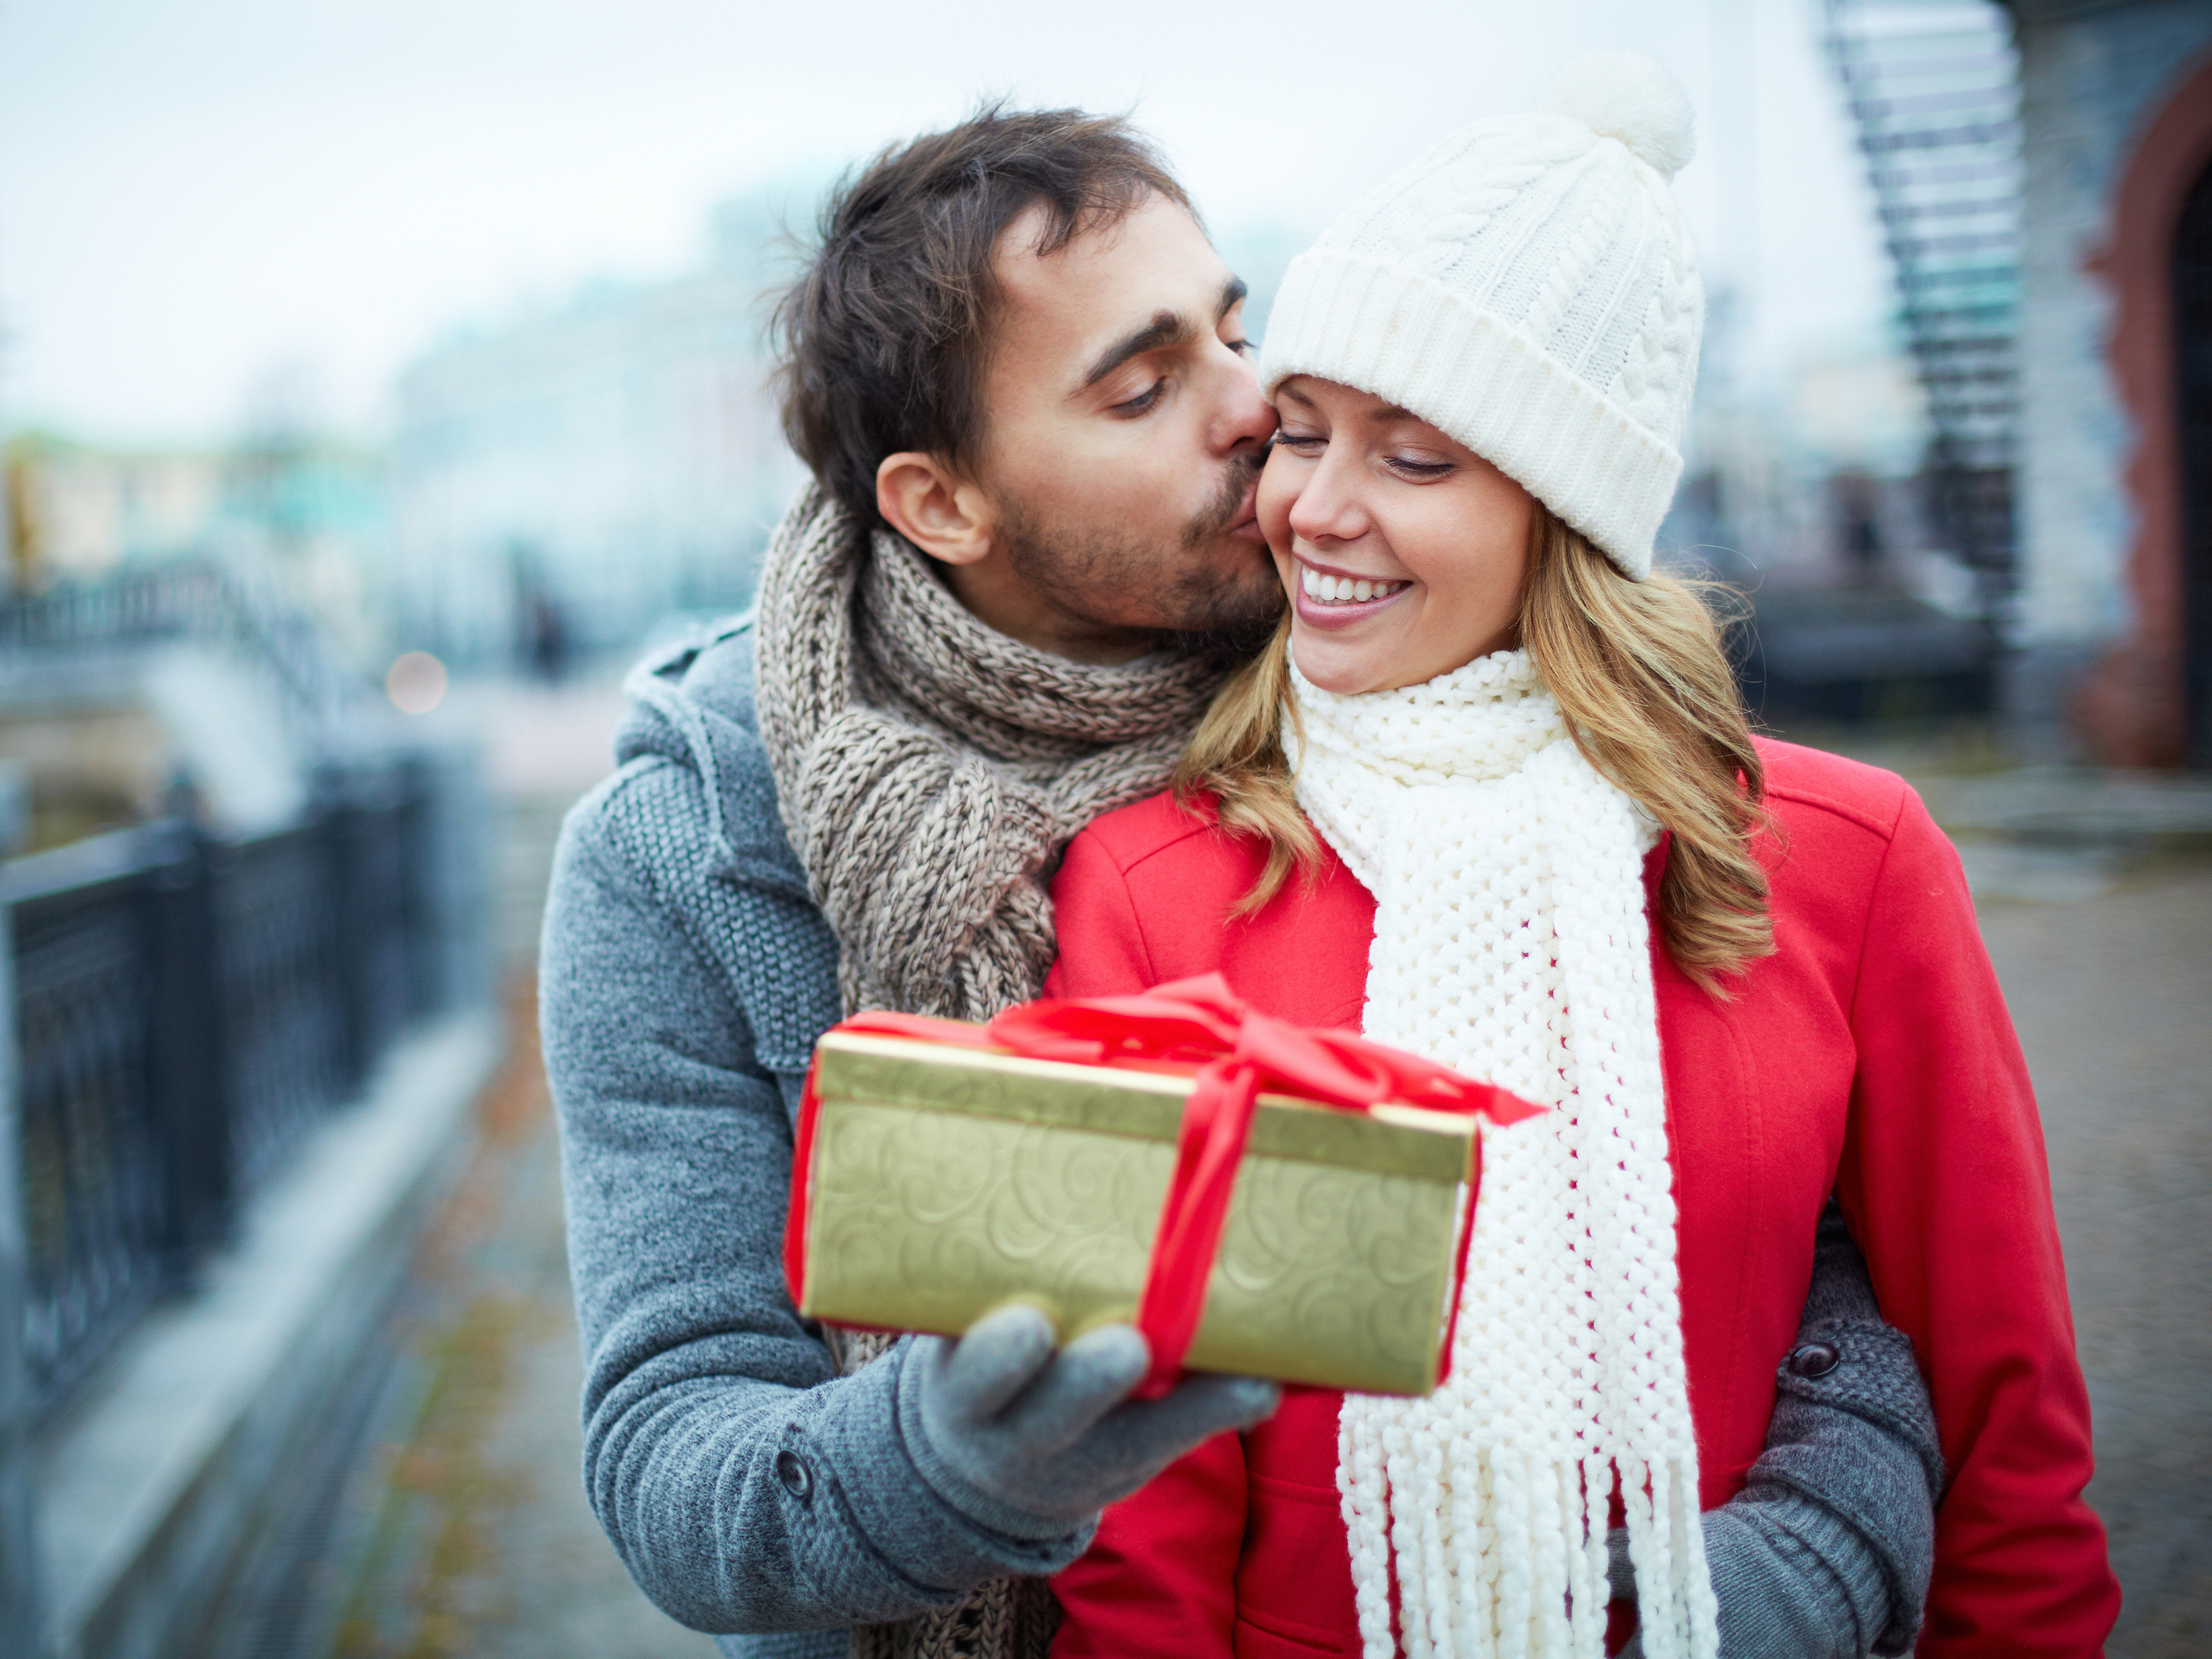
left=8, top=833, right=173, bottom=1419
left=1, top=758, right=468, bottom=1421
left=1824, top=0, right=2022, bottom=588
left=0, top=560, right=358, bottom=738
left=211, top=823, right=349, bottom=1200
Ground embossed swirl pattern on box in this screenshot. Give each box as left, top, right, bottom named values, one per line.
left=804, top=1100, right=1465, bottom=1395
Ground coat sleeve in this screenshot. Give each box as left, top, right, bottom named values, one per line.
left=1832, top=789, right=2120, bottom=1656
left=1045, top=826, right=1245, bottom=1657
left=542, top=761, right=1088, bottom=1635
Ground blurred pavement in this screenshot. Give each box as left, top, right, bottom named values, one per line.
left=1983, top=871, right=2212, bottom=1656
left=304, top=984, right=719, bottom=1659
left=187, top=670, right=721, bottom=1657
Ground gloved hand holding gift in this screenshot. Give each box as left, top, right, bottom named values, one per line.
left=785, top=973, right=1544, bottom=1398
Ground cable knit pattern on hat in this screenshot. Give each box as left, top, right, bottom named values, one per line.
left=1289, top=650, right=1717, bottom=1659
left=1259, top=52, right=1704, bottom=581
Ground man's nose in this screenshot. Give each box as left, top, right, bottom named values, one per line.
left=1209, top=356, right=1278, bottom=456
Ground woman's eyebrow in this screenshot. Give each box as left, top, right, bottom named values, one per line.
left=1367, top=403, right=1420, bottom=424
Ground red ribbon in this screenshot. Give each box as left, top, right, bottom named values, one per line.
left=785, top=973, right=1544, bottom=1396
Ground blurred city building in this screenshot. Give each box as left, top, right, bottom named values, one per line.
left=0, top=190, right=821, bottom=1647
left=385, top=192, right=809, bottom=674
left=1685, top=0, right=2027, bottom=726
left=1818, top=0, right=2212, bottom=764
left=2004, top=0, right=2212, bottom=767
left=2, top=430, right=392, bottom=676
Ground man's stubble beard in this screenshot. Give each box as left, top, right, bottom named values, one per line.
left=999, top=450, right=1285, bottom=664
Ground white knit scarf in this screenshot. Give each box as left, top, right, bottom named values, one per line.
left=1288, top=649, right=1717, bottom=1659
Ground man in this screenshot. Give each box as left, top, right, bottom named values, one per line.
left=544, top=106, right=1947, bottom=1659
left=541, top=109, right=1287, bottom=1659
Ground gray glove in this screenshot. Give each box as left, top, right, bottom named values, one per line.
left=1612, top=1201, right=1945, bottom=1658
left=896, top=1304, right=1280, bottom=1541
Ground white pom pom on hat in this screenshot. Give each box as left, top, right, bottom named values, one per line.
left=1259, top=53, right=1706, bottom=582
left=1546, top=50, right=1697, bottom=181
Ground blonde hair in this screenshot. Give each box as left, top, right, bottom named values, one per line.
left=1175, top=505, right=1773, bottom=993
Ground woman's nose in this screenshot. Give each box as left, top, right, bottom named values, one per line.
left=1288, top=465, right=1366, bottom=546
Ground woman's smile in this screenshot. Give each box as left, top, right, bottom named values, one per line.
left=1292, top=557, right=1413, bottom=626
left=1258, top=375, right=1535, bottom=693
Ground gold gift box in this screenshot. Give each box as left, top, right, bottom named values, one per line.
left=795, top=1029, right=1479, bottom=1396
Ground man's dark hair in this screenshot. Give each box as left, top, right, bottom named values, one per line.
left=772, top=105, right=1196, bottom=528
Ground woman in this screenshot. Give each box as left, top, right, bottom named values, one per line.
left=1043, top=54, right=2116, bottom=1659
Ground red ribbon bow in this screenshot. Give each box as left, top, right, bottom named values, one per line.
left=786, top=973, right=1545, bottom=1395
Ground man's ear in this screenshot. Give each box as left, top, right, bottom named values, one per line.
left=876, top=452, right=997, bottom=566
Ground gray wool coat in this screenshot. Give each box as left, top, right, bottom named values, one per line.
left=540, top=620, right=1091, bottom=1658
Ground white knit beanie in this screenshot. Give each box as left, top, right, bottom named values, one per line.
left=1259, top=51, right=1704, bottom=582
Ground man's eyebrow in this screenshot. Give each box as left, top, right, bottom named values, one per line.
left=1077, top=310, right=1196, bottom=393
left=1073, top=276, right=1250, bottom=397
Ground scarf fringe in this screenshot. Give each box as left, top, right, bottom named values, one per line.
left=1340, top=1420, right=1713, bottom=1659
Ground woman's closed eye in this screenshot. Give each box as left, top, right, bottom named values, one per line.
left=1274, top=430, right=1453, bottom=478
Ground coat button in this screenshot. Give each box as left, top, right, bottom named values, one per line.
left=1788, top=1340, right=1842, bottom=1379
left=775, top=1449, right=813, bottom=1500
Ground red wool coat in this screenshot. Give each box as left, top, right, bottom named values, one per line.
left=1041, top=739, right=2119, bottom=1658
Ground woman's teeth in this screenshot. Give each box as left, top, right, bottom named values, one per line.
left=1300, top=567, right=1408, bottom=606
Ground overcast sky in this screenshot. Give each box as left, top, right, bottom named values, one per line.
left=0, top=0, right=1895, bottom=446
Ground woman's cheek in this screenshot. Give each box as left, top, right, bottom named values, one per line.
left=1256, top=448, right=1298, bottom=556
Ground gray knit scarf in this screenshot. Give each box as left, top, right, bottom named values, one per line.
left=755, top=484, right=1225, bottom=1024
left=753, top=486, right=1229, bottom=1659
